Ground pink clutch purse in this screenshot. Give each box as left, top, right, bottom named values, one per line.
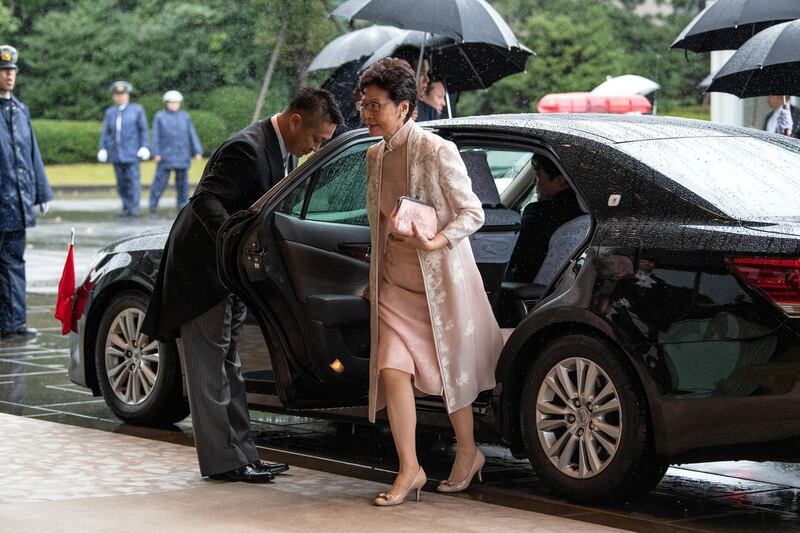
left=390, top=196, right=437, bottom=239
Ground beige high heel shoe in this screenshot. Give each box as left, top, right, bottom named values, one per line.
left=437, top=448, right=485, bottom=493
left=373, top=467, right=427, bottom=507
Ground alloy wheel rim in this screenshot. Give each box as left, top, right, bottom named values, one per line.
left=535, top=357, right=622, bottom=479
left=104, top=308, right=159, bottom=405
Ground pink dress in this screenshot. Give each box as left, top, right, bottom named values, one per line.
left=377, top=120, right=443, bottom=397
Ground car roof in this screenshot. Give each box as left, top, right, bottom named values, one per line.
left=428, top=113, right=769, bottom=144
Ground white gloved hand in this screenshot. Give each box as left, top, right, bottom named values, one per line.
left=37, top=202, right=50, bottom=215
left=97, top=149, right=108, bottom=163
left=777, top=107, right=794, bottom=134
left=137, top=146, right=151, bottom=160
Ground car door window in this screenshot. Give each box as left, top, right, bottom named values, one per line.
left=304, top=142, right=371, bottom=226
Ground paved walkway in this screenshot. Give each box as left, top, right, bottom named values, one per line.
left=0, top=413, right=623, bottom=532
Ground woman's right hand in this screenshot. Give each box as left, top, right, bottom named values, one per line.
left=362, top=286, right=370, bottom=300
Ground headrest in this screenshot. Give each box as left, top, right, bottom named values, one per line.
left=460, top=151, right=502, bottom=208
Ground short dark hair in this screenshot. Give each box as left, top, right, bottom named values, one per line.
left=535, top=156, right=561, bottom=180
left=358, top=58, right=418, bottom=121
left=286, top=87, right=344, bottom=127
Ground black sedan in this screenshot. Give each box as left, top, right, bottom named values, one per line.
left=67, top=114, right=800, bottom=503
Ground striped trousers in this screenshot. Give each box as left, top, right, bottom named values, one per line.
left=177, top=295, right=258, bottom=476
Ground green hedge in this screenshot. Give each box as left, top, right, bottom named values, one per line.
left=33, top=119, right=101, bottom=165
left=189, top=110, right=227, bottom=155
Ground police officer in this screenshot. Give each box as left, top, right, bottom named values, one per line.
left=98, top=81, right=149, bottom=217
left=0, top=45, right=53, bottom=339
left=148, top=90, right=203, bottom=216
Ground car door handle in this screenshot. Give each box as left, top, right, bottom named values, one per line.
left=337, top=243, right=371, bottom=263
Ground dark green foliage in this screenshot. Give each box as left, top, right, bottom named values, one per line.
left=187, top=110, right=227, bottom=155
left=32, top=119, right=101, bottom=164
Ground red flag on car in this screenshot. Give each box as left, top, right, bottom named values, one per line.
left=55, top=230, right=75, bottom=335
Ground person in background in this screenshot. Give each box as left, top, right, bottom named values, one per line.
left=763, top=95, right=799, bottom=138
left=416, top=79, right=447, bottom=122
left=148, top=90, right=203, bottom=217
left=408, top=58, right=430, bottom=122
left=506, top=156, right=583, bottom=283
left=98, top=81, right=149, bottom=217
left=0, top=45, right=53, bottom=339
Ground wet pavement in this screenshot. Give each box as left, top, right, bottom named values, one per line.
left=2, top=197, right=800, bottom=531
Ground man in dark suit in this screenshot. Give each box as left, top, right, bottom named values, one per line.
left=763, top=95, right=800, bottom=138
left=506, top=156, right=584, bottom=283
left=141, top=88, right=343, bottom=483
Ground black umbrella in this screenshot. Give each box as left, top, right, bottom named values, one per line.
left=309, top=25, right=406, bottom=72
left=361, top=35, right=532, bottom=92
left=672, top=0, right=800, bottom=53
left=331, top=0, right=521, bottom=49
left=707, top=19, right=800, bottom=97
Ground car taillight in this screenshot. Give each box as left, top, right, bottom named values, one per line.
left=727, top=257, right=800, bottom=317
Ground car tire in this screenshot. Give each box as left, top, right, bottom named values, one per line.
left=94, top=290, right=189, bottom=426
left=519, top=334, right=664, bottom=503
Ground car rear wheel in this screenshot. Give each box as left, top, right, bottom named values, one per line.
left=520, top=334, right=665, bottom=503
left=94, top=290, right=189, bottom=426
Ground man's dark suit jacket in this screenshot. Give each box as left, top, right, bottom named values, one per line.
left=142, top=117, right=287, bottom=341
left=763, top=105, right=800, bottom=138
left=506, top=188, right=584, bottom=283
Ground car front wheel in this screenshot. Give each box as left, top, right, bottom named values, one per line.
left=94, top=290, right=189, bottom=426
left=520, top=334, right=666, bottom=503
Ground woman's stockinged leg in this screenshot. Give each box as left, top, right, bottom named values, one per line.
left=382, top=368, right=420, bottom=493
left=447, top=405, right=479, bottom=482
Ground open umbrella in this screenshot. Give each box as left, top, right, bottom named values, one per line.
left=361, top=31, right=532, bottom=92
left=331, top=0, right=520, bottom=49
left=671, top=0, right=800, bottom=53
left=309, top=25, right=406, bottom=72
left=331, top=0, right=528, bottom=83
left=707, top=19, right=800, bottom=98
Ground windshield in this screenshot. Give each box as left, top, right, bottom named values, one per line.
left=617, top=136, right=800, bottom=220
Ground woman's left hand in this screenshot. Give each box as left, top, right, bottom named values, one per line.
left=395, top=221, right=449, bottom=251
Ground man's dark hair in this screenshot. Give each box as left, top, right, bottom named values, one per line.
left=535, top=156, right=561, bottom=180
left=286, top=87, right=344, bottom=127
left=358, top=57, right=418, bottom=121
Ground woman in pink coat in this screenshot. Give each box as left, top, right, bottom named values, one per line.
left=360, top=58, right=503, bottom=506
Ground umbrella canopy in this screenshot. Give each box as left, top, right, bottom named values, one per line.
left=309, top=25, right=406, bottom=72
left=331, top=0, right=521, bottom=49
left=671, top=0, right=800, bottom=53
left=360, top=31, right=532, bottom=92
left=707, top=20, right=800, bottom=98
left=591, top=75, right=661, bottom=96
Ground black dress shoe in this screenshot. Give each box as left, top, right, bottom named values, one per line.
left=1, top=327, right=38, bottom=339
left=208, top=463, right=274, bottom=483
left=254, top=460, right=289, bottom=475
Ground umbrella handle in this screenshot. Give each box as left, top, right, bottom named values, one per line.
left=783, top=96, right=790, bottom=136
left=416, top=33, right=427, bottom=85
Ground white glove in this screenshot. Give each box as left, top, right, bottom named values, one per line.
left=777, top=107, right=794, bottom=134
left=97, top=149, right=108, bottom=163
left=137, top=146, right=151, bottom=160
left=37, top=202, right=50, bottom=215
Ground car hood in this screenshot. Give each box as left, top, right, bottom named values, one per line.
left=740, top=217, right=800, bottom=238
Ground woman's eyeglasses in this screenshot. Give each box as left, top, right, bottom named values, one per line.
left=356, top=100, right=384, bottom=113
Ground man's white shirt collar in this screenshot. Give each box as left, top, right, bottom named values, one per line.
left=271, top=114, right=288, bottom=165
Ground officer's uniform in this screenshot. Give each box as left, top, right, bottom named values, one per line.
left=0, top=46, right=53, bottom=337
left=98, top=82, right=149, bottom=216
left=149, top=91, right=203, bottom=213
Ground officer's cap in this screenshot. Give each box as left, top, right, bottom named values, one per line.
left=0, top=45, right=18, bottom=70
left=162, top=90, right=184, bottom=103
left=110, top=81, right=133, bottom=94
